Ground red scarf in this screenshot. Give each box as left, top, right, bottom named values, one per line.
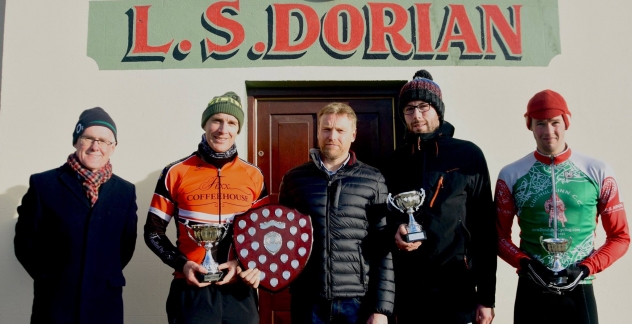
left=67, top=153, right=113, bottom=206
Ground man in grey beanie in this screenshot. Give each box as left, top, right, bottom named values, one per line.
left=144, top=92, right=270, bottom=324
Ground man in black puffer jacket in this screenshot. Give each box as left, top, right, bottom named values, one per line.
left=381, top=70, right=497, bottom=324
left=279, top=102, right=395, bottom=324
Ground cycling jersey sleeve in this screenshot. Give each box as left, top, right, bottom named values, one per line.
left=143, top=213, right=188, bottom=272
left=580, top=176, right=630, bottom=274
left=495, top=179, right=530, bottom=269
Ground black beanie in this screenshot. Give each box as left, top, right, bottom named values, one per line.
left=398, top=70, right=445, bottom=124
left=72, top=107, right=117, bottom=145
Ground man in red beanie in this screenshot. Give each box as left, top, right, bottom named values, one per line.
left=495, top=89, right=630, bottom=323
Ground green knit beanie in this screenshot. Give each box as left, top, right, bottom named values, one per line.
left=201, top=91, right=244, bottom=134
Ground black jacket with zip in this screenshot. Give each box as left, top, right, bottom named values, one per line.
left=381, top=121, right=497, bottom=308
left=279, top=149, right=395, bottom=316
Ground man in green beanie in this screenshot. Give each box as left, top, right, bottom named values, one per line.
left=145, top=92, right=269, bottom=324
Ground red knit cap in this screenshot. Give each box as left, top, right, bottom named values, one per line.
left=524, top=89, right=571, bottom=130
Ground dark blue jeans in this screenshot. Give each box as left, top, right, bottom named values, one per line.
left=291, top=293, right=364, bottom=324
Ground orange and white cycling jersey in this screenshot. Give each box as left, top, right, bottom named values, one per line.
left=149, top=153, right=269, bottom=270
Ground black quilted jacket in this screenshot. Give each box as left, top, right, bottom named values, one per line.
left=279, top=149, right=395, bottom=316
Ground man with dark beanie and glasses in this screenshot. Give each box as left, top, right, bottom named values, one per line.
left=380, top=70, right=497, bottom=324
left=15, top=107, right=138, bottom=324
left=144, top=92, right=269, bottom=324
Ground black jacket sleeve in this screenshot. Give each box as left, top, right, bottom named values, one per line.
left=466, top=149, right=497, bottom=308
left=14, top=176, right=41, bottom=279
left=120, top=190, right=138, bottom=269
left=143, top=213, right=188, bottom=272
left=365, top=174, right=395, bottom=316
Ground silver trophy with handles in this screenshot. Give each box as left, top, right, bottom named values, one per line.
left=185, top=223, right=228, bottom=282
left=387, top=189, right=427, bottom=242
left=540, top=236, right=572, bottom=285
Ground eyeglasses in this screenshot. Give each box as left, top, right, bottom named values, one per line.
left=78, top=135, right=116, bottom=149
left=403, top=103, right=432, bottom=115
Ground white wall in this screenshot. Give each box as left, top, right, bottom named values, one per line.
left=1, top=0, right=631, bottom=323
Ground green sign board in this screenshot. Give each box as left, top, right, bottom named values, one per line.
left=87, top=0, right=560, bottom=70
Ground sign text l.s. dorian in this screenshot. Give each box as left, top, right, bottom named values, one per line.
left=87, top=0, right=560, bottom=70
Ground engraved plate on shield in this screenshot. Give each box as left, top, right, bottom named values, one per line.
left=264, top=231, right=282, bottom=255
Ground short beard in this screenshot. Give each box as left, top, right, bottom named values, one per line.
left=409, top=121, right=439, bottom=134
left=320, top=147, right=343, bottom=161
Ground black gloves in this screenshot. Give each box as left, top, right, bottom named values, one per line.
left=520, top=258, right=590, bottom=293
left=554, top=264, right=590, bottom=291
left=520, top=258, right=557, bottom=288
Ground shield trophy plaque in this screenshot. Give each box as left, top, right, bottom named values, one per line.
left=388, top=189, right=427, bottom=242
left=233, top=205, right=313, bottom=292
left=185, top=223, right=228, bottom=282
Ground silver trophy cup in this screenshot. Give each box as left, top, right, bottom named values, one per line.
left=186, top=223, right=228, bottom=282
left=540, top=236, right=572, bottom=284
left=387, top=189, right=427, bottom=242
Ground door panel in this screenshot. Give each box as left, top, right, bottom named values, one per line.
left=270, top=115, right=314, bottom=204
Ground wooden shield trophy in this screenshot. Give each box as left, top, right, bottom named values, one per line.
left=233, top=205, right=313, bottom=292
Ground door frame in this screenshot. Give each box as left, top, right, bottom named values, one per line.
left=246, top=80, right=407, bottom=163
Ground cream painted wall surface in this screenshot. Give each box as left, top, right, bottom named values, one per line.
left=0, top=0, right=630, bottom=323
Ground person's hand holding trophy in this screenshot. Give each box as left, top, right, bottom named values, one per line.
left=388, top=189, right=426, bottom=251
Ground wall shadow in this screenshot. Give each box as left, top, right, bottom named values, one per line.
left=123, top=169, right=175, bottom=320
left=0, top=185, right=32, bottom=322
left=0, top=185, right=28, bottom=260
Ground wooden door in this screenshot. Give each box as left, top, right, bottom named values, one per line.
left=247, top=84, right=404, bottom=324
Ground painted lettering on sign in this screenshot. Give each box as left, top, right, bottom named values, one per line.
left=87, top=0, right=560, bottom=69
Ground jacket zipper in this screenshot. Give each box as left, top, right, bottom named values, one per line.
left=550, top=156, right=558, bottom=239
left=429, top=176, right=444, bottom=208
left=326, top=178, right=333, bottom=299
left=358, top=245, right=366, bottom=288
left=217, top=168, right=222, bottom=224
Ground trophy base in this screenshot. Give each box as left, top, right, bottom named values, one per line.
left=196, top=271, right=226, bottom=283
left=405, top=231, right=427, bottom=242
left=552, top=276, right=568, bottom=285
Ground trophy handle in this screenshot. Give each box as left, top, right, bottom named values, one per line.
left=539, top=236, right=547, bottom=253
left=185, top=224, right=202, bottom=246
left=387, top=193, right=404, bottom=213
left=564, top=237, right=573, bottom=252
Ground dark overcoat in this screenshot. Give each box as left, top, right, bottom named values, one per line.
left=14, top=163, right=138, bottom=324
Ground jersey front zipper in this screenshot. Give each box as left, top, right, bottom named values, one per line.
left=217, top=168, right=222, bottom=223
left=550, top=156, right=558, bottom=238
